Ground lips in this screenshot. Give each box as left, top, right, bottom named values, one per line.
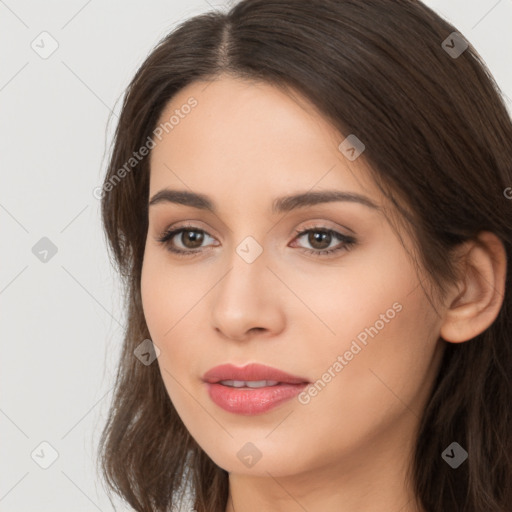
left=202, top=363, right=310, bottom=385
left=202, top=363, right=311, bottom=414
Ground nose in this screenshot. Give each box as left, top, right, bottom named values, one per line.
left=210, top=246, right=286, bottom=342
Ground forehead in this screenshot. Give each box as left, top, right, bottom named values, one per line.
left=148, top=75, right=380, bottom=207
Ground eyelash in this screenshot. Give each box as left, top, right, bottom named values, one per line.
left=156, top=223, right=357, bottom=258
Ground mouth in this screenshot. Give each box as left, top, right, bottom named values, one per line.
left=202, top=363, right=310, bottom=415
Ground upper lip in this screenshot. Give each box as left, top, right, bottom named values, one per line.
left=202, top=363, right=310, bottom=384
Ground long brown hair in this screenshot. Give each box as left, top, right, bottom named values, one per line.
left=97, top=1, right=512, bottom=510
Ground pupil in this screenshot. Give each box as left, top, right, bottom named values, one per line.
left=183, top=230, right=203, bottom=248
left=309, top=231, right=330, bottom=249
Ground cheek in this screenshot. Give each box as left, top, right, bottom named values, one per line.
left=290, top=243, right=438, bottom=421
left=276, top=240, right=414, bottom=350
left=140, top=249, right=206, bottom=388
left=306, top=284, right=439, bottom=432
left=141, top=249, right=196, bottom=340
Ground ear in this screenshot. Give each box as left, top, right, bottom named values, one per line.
left=440, top=231, right=507, bottom=343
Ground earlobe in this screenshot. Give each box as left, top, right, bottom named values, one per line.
left=440, top=231, right=507, bottom=344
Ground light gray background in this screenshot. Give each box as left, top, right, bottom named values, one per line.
left=1, top=1, right=511, bottom=511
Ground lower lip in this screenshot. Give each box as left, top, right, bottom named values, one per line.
left=205, top=382, right=308, bottom=415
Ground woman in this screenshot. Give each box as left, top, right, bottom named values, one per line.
left=97, top=1, right=512, bottom=511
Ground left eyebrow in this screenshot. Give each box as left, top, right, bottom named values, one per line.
left=272, top=190, right=380, bottom=213
left=148, top=189, right=380, bottom=214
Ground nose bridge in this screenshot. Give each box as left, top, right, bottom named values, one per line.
left=213, top=200, right=283, bottom=297
left=210, top=229, right=283, bottom=339
left=222, top=233, right=268, bottom=297
left=220, top=206, right=269, bottom=275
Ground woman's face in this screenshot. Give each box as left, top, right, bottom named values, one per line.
left=141, top=75, right=446, bottom=478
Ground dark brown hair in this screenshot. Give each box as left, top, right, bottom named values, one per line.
left=98, top=1, right=512, bottom=510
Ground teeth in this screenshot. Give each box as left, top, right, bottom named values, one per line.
left=219, top=380, right=280, bottom=388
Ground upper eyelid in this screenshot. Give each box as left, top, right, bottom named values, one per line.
left=158, top=223, right=353, bottom=245
left=158, top=217, right=354, bottom=235
left=160, top=222, right=346, bottom=235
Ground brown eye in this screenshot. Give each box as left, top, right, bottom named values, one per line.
left=179, top=229, right=205, bottom=249
left=156, top=226, right=217, bottom=255
left=307, top=230, right=332, bottom=250
left=292, top=227, right=357, bottom=257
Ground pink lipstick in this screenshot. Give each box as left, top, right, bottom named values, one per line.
left=202, top=363, right=309, bottom=415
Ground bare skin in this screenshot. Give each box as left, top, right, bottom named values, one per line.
left=140, top=75, right=507, bottom=512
